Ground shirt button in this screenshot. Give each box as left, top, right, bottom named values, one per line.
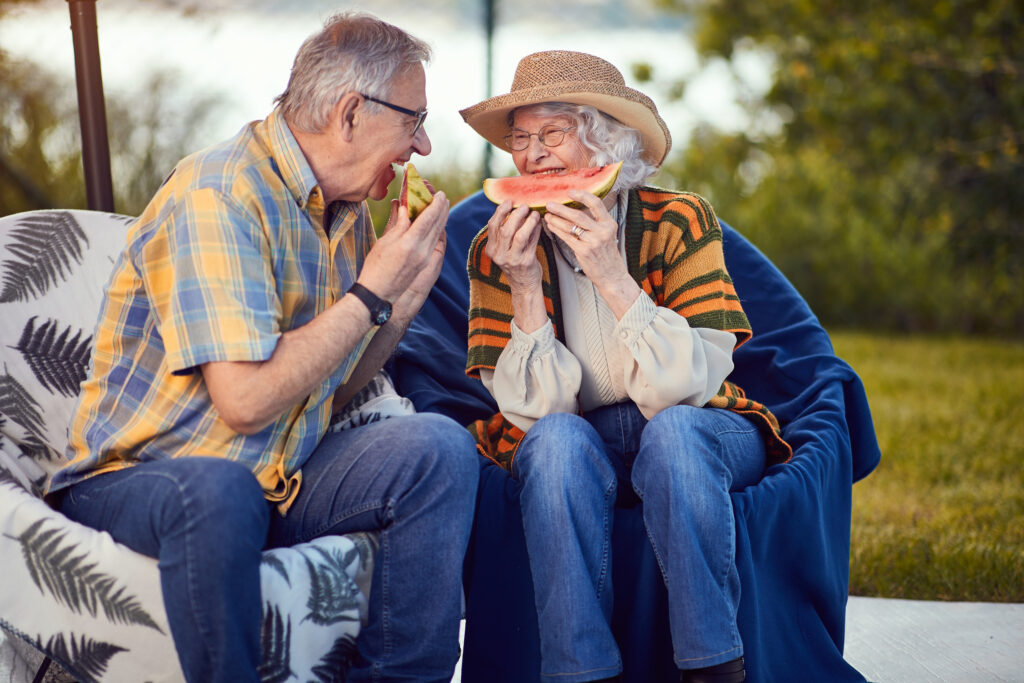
left=619, top=330, right=629, bottom=340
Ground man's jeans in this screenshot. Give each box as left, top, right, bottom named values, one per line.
left=511, top=403, right=765, bottom=682
left=59, top=413, right=478, bottom=683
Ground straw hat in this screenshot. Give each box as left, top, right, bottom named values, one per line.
left=459, top=50, right=671, bottom=166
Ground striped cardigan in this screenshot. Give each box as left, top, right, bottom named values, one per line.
left=466, top=187, right=792, bottom=470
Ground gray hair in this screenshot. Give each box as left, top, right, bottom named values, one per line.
left=510, top=102, right=658, bottom=191
left=275, top=12, right=431, bottom=133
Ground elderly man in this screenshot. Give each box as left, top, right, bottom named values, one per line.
left=45, top=12, right=478, bottom=683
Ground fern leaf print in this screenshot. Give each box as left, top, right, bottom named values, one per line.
left=17, top=431, right=60, bottom=463
left=258, top=603, right=293, bottom=683
left=303, top=547, right=360, bottom=626
left=0, top=370, right=47, bottom=439
left=0, top=212, right=88, bottom=303
left=16, top=518, right=163, bottom=632
left=260, top=552, right=291, bottom=587
left=0, top=462, right=26, bottom=492
left=42, top=632, right=126, bottom=683
left=14, top=317, right=92, bottom=397
left=310, top=634, right=357, bottom=683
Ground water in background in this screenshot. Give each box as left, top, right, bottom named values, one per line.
left=1, top=0, right=769, bottom=177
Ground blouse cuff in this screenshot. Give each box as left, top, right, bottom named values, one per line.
left=615, top=294, right=659, bottom=347
left=509, top=318, right=557, bottom=360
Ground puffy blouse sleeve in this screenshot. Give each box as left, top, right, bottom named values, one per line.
left=616, top=291, right=737, bottom=420
left=480, top=318, right=582, bottom=433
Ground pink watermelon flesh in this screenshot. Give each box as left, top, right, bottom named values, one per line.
left=483, top=162, right=623, bottom=211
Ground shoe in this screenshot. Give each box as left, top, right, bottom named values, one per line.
left=680, top=656, right=745, bottom=683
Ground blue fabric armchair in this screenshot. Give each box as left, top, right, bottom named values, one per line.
left=391, top=190, right=881, bottom=683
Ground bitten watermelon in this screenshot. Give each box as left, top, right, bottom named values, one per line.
left=483, top=161, right=623, bottom=212
left=400, top=163, right=433, bottom=220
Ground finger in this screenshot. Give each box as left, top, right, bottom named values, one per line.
left=410, top=191, right=448, bottom=236
left=487, top=200, right=515, bottom=230
left=509, top=211, right=542, bottom=253
left=544, top=204, right=595, bottom=235
left=494, top=204, right=530, bottom=252
left=567, top=189, right=607, bottom=216
left=384, top=204, right=411, bottom=238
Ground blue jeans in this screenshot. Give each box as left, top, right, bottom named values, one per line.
left=511, top=403, right=765, bottom=681
left=59, top=413, right=478, bottom=683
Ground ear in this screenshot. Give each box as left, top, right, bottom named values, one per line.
left=334, top=92, right=362, bottom=142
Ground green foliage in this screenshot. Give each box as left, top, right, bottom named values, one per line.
left=657, top=0, right=1023, bottom=334
left=834, top=331, right=1024, bottom=602
left=1, top=1, right=226, bottom=216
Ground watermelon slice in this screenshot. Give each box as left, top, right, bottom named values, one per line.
left=400, top=162, right=433, bottom=220
left=483, top=161, right=623, bottom=212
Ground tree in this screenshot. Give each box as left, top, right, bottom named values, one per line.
left=653, top=0, right=1023, bottom=333
left=1, top=0, right=226, bottom=216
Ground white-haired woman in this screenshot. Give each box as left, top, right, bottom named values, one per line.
left=461, top=51, right=792, bottom=683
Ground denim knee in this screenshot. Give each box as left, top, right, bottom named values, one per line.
left=163, top=458, right=269, bottom=552
left=635, top=406, right=762, bottom=496
left=398, top=413, right=479, bottom=488
left=513, top=413, right=612, bottom=492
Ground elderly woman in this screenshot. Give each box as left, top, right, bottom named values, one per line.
left=459, top=51, right=792, bottom=683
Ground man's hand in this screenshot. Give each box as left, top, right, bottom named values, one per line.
left=357, top=190, right=450, bottom=305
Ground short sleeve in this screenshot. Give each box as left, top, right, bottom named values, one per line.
left=134, top=188, right=281, bottom=374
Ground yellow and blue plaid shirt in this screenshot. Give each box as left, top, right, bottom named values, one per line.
left=48, top=109, right=378, bottom=513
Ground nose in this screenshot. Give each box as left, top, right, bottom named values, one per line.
left=413, top=126, right=432, bottom=156
left=525, top=134, right=548, bottom=162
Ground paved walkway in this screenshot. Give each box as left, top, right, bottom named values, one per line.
left=6, top=598, right=1022, bottom=682
left=844, top=596, right=1024, bottom=682
left=451, top=598, right=1024, bottom=682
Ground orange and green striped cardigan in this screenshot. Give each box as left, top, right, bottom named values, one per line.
left=465, top=186, right=793, bottom=471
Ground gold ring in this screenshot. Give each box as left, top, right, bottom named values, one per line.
left=570, top=224, right=583, bottom=239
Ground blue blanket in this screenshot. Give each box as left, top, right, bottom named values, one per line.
left=391, top=191, right=881, bottom=682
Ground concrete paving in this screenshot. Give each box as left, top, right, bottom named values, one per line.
left=844, top=596, right=1024, bottom=682
left=451, top=598, right=1024, bottom=682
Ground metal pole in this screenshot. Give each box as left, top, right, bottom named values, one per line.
left=483, top=0, right=495, bottom=179
left=67, top=0, right=114, bottom=211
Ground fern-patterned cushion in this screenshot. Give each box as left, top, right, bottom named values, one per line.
left=0, top=210, right=376, bottom=683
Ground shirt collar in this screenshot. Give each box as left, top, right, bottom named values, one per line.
left=258, top=108, right=322, bottom=211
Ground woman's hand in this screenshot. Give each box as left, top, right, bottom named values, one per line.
left=485, top=200, right=548, bottom=333
left=486, top=200, right=543, bottom=289
left=545, top=190, right=642, bottom=319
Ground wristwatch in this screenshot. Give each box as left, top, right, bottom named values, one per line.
left=347, top=282, right=392, bottom=326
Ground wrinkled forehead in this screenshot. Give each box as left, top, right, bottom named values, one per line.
left=510, top=106, right=577, bottom=131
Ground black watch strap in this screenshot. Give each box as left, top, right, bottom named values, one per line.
left=348, top=282, right=392, bottom=326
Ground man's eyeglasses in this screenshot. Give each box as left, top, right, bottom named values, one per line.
left=503, top=125, right=577, bottom=151
left=361, top=93, right=428, bottom=136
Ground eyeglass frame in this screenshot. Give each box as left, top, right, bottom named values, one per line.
left=503, top=125, right=578, bottom=151
left=360, top=93, right=428, bottom=136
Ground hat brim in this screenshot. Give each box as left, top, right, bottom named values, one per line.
left=459, top=83, right=671, bottom=167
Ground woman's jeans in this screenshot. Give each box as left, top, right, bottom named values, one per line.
left=511, top=403, right=765, bottom=682
left=58, top=413, right=478, bottom=683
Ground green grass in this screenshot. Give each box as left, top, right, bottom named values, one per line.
left=830, top=331, right=1024, bottom=602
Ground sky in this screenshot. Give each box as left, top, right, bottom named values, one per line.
left=0, top=0, right=772, bottom=177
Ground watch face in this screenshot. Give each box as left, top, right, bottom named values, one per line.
left=373, top=307, right=391, bottom=325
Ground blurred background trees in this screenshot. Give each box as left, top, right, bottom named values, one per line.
left=2, top=0, right=1020, bottom=334
left=0, top=0, right=224, bottom=216
left=650, top=0, right=1022, bottom=334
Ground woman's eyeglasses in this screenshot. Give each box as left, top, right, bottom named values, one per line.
left=360, top=93, right=428, bottom=136
left=503, top=125, right=577, bottom=151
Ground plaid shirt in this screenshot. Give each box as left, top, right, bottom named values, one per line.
left=48, top=109, right=377, bottom=513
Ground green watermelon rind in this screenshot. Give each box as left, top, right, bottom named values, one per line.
left=482, top=161, right=623, bottom=212
left=401, top=162, right=433, bottom=220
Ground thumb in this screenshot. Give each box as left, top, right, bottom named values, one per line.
left=384, top=199, right=403, bottom=235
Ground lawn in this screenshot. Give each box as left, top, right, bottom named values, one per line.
left=830, top=331, right=1024, bottom=602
